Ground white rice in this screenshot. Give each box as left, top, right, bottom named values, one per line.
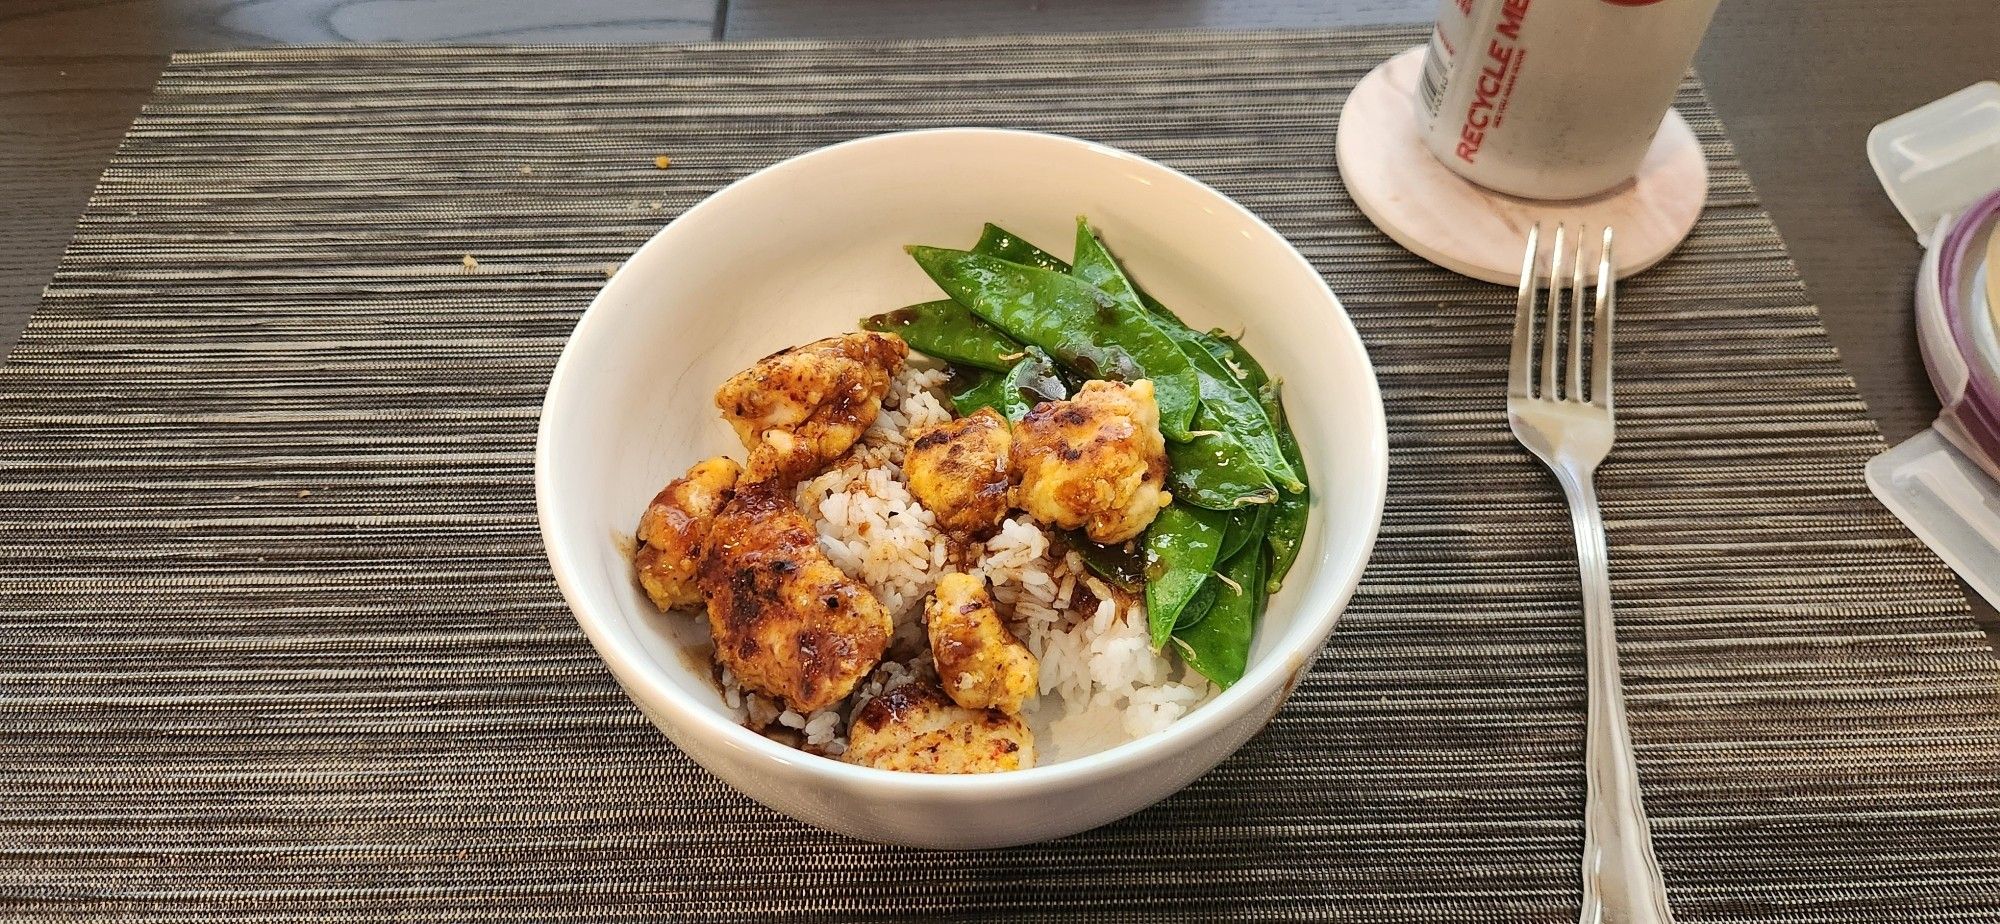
left=976, top=516, right=1214, bottom=759
left=711, top=363, right=1213, bottom=763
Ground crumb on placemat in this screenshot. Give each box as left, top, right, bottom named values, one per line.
left=654, top=154, right=671, bottom=169
left=461, top=254, right=479, bottom=271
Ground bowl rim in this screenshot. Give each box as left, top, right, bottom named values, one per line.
left=535, top=127, right=1389, bottom=799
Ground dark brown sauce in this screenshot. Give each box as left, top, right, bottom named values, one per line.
left=1063, top=531, right=1147, bottom=591
left=941, top=363, right=981, bottom=393
left=758, top=725, right=806, bottom=749
left=1013, top=365, right=1067, bottom=407
left=610, top=528, right=640, bottom=565
left=677, top=638, right=721, bottom=690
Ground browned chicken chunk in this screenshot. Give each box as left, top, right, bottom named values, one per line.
left=714, top=332, right=908, bottom=483
left=698, top=483, right=893, bottom=713
left=926, top=573, right=1037, bottom=715
left=1010, top=379, right=1171, bottom=544
left=843, top=680, right=1034, bottom=773
left=904, top=407, right=1013, bottom=534
left=634, top=456, right=743, bottom=611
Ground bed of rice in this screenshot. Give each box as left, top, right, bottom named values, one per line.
left=711, top=364, right=1214, bottom=763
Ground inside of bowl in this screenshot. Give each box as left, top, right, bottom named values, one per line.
left=540, top=130, right=1384, bottom=763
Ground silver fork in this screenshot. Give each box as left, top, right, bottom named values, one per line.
left=1508, top=224, right=1675, bottom=924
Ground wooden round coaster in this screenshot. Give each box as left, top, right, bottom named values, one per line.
left=1336, top=47, right=1707, bottom=286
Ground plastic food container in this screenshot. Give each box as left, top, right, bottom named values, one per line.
left=1864, top=81, right=2000, bottom=607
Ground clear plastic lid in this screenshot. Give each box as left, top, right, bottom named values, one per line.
left=1867, top=81, right=2000, bottom=242
left=1868, top=430, right=2000, bottom=608
left=1867, top=81, right=2000, bottom=608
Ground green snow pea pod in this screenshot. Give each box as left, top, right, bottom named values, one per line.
left=1187, top=349, right=1302, bottom=494
left=1166, top=433, right=1276, bottom=510
left=1203, top=331, right=1268, bottom=389
left=862, top=300, right=1024, bottom=372
left=994, top=346, right=1066, bottom=419
left=1072, top=533, right=1145, bottom=592
left=1264, top=430, right=1312, bottom=588
left=1216, top=502, right=1275, bottom=564
left=1143, top=503, right=1229, bottom=649
left=1070, top=219, right=1302, bottom=493
left=1201, top=333, right=1308, bottom=591
left=1173, top=577, right=1220, bottom=632
left=949, top=367, right=1005, bottom=418
left=974, top=225, right=1208, bottom=364
left=1171, top=542, right=1266, bottom=689
left=1263, top=409, right=1310, bottom=592
left=972, top=223, right=1070, bottom=272
left=949, top=346, right=1066, bottom=421
left=968, top=222, right=1091, bottom=401
left=906, top=246, right=1199, bottom=440
left=984, top=216, right=1189, bottom=332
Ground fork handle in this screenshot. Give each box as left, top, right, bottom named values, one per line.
left=1557, top=466, right=1676, bottom=924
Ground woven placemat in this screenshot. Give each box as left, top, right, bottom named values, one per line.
left=5, top=27, right=1999, bottom=922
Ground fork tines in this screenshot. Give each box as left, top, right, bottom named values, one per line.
left=1511, top=224, right=1616, bottom=408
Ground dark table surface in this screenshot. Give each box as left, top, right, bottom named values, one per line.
left=4, top=0, right=1996, bottom=640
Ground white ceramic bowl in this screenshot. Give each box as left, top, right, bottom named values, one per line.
left=536, top=129, right=1387, bottom=849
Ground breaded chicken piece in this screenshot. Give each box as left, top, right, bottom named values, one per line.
left=843, top=680, right=1034, bottom=773
left=635, top=456, right=743, bottom=610
left=714, top=332, right=908, bottom=483
left=926, top=573, right=1037, bottom=715
left=1010, top=379, right=1171, bottom=544
left=905, top=407, right=1013, bottom=534
left=699, top=483, right=892, bottom=713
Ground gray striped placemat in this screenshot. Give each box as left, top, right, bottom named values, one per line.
left=5, top=26, right=1998, bottom=922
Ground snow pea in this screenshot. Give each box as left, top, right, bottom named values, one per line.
left=996, top=346, right=1066, bottom=419
left=1071, top=220, right=1302, bottom=493
left=1188, top=349, right=1302, bottom=494
left=972, top=223, right=1070, bottom=272
left=1166, top=434, right=1276, bottom=510
left=1217, top=502, right=1274, bottom=564
left=950, top=346, right=1065, bottom=421
left=1171, top=542, right=1265, bottom=689
left=1203, top=332, right=1269, bottom=389
left=1143, top=503, right=1228, bottom=649
left=949, top=368, right=1005, bottom=418
left=1204, top=334, right=1310, bottom=592
left=1072, top=533, right=1145, bottom=592
left=862, top=300, right=1023, bottom=373
left=1173, top=577, right=1220, bottom=632
left=1250, top=412, right=1306, bottom=586
left=1258, top=381, right=1310, bottom=593
left=906, top=246, right=1200, bottom=440
left=969, top=226, right=1098, bottom=394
